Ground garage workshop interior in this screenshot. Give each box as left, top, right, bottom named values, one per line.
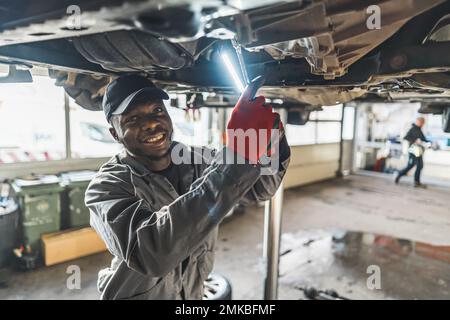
left=0, top=0, right=450, bottom=305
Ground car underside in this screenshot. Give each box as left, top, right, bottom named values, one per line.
left=1, top=0, right=450, bottom=131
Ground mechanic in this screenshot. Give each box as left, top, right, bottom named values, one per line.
left=394, top=117, right=428, bottom=188
left=85, top=74, right=290, bottom=300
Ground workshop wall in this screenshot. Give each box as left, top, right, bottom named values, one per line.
left=284, top=141, right=352, bottom=189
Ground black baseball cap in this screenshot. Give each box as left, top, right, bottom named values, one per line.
left=102, top=74, right=169, bottom=123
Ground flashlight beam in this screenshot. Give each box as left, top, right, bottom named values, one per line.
left=221, top=52, right=245, bottom=93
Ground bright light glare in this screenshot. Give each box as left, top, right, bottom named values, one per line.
left=221, top=52, right=245, bottom=93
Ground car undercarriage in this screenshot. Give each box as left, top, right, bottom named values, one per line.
left=1, top=0, right=450, bottom=131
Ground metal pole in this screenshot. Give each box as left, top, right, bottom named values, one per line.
left=262, top=108, right=286, bottom=300
left=350, top=104, right=359, bottom=174
left=263, top=182, right=284, bottom=300
left=336, top=104, right=346, bottom=177
left=64, top=92, right=72, bottom=159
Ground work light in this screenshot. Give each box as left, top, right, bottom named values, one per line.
left=221, top=51, right=245, bottom=93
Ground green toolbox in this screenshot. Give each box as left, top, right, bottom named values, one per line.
left=12, top=175, right=63, bottom=254
left=60, top=171, right=95, bottom=229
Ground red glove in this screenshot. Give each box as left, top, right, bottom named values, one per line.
left=226, top=93, right=280, bottom=164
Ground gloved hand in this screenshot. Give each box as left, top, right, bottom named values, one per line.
left=226, top=91, right=281, bottom=164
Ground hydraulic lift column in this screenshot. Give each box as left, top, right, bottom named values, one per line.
left=262, top=108, right=287, bottom=300
left=262, top=182, right=284, bottom=300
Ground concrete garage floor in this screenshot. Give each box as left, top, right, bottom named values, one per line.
left=0, top=174, right=449, bottom=300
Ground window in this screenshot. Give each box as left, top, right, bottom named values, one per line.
left=316, top=122, right=341, bottom=144
left=286, top=122, right=316, bottom=146
left=310, top=105, right=342, bottom=120
left=69, top=100, right=121, bottom=159
left=343, top=106, right=355, bottom=140
left=165, top=99, right=211, bottom=148
left=0, top=76, right=66, bottom=163
left=286, top=105, right=347, bottom=146
left=80, top=123, right=114, bottom=143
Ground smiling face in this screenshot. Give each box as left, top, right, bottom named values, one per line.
left=109, top=99, right=173, bottom=161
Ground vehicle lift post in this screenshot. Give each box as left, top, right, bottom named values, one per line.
left=263, top=183, right=284, bottom=300
left=226, top=40, right=284, bottom=300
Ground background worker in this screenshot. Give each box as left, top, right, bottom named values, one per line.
left=395, top=117, right=429, bottom=188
